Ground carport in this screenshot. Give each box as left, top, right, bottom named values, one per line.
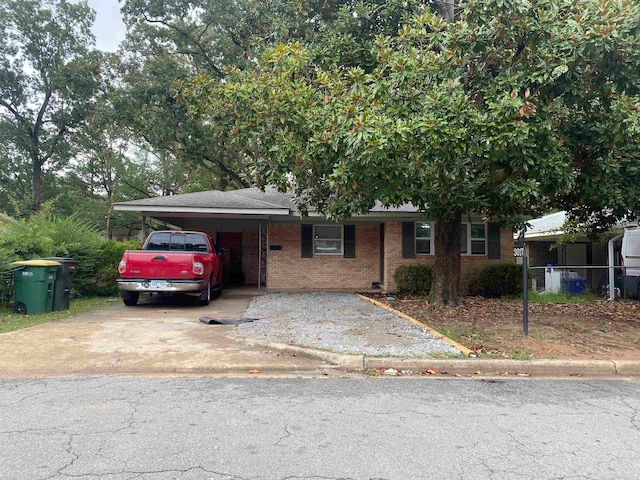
left=114, top=188, right=294, bottom=291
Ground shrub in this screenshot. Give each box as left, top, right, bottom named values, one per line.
left=474, top=263, right=524, bottom=298
left=393, top=264, right=433, bottom=294
left=0, top=245, right=17, bottom=305
left=0, top=211, right=107, bottom=302
left=87, top=240, right=141, bottom=296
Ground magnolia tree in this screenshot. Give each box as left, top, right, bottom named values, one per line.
left=184, top=0, right=640, bottom=304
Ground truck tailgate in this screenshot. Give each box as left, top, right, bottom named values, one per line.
left=122, top=251, right=198, bottom=279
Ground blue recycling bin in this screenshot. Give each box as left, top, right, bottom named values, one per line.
left=564, top=278, right=587, bottom=295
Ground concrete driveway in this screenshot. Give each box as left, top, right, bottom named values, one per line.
left=0, top=288, right=324, bottom=377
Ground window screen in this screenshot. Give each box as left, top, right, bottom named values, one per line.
left=314, top=225, right=342, bottom=255
left=416, top=222, right=432, bottom=254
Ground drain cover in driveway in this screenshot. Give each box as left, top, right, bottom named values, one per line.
left=199, top=317, right=258, bottom=325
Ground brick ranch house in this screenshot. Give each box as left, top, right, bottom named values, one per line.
left=113, top=187, right=514, bottom=292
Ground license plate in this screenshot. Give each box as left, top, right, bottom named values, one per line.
left=150, top=280, right=169, bottom=289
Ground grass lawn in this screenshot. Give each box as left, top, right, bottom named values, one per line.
left=525, top=291, right=600, bottom=304
left=0, top=297, right=116, bottom=334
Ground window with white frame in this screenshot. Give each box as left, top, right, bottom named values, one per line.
left=415, top=222, right=433, bottom=254
left=314, top=225, right=343, bottom=255
left=461, top=223, right=487, bottom=255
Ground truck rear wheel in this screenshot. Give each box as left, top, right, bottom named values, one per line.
left=197, top=280, right=211, bottom=306
left=121, top=291, right=139, bottom=306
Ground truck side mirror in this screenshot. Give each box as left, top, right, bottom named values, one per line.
left=217, top=248, right=226, bottom=256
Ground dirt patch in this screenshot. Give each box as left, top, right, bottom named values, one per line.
left=365, top=294, right=640, bottom=360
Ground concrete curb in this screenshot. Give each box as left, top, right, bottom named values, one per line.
left=364, top=358, right=620, bottom=377
left=613, top=360, right=640, bottom=376
left=242, top=339, right=640, bottom=377
left=242, top=340, right=365, bottom=370
left=355, top=293, right=476, bottom=357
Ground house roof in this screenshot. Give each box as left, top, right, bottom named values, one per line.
left=113, top=187, right=423, bottom=221
left=116, top=188, right=292, bottom=212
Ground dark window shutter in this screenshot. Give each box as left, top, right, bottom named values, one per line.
left=301, top=224, right=313, bottom=258
left=488, top=222, right=501, bottom=259
left=402, top=222, right=416, bottom=258
left=344, top=225, right=356, bottom=258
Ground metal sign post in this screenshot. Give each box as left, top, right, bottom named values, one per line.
left=513, top=227, right=529, bottom=338
left=523, top=253, right=528, bottom=338
left=518, top=228, right=528, bottom=338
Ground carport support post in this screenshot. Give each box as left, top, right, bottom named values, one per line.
left=141, top=216, right=147, bottom=241
left=523, top=252, right=529, bottom=338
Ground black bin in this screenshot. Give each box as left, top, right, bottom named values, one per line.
left=44, top=257, right=79, bottom=311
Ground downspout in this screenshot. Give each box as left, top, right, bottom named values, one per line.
left=608, top=234, right=622, bottom=300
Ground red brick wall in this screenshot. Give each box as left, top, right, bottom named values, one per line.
left=267, top=223, right=381, bottom=290
left=383, top=222, right=514, bottom=293
left=197, top=228, right=261, bottom=286
left=193, top=221, right=513, bottom=292
left=242, top=230, right=260, bottom=285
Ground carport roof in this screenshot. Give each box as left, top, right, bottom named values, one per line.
left=520, top=210, right=632, bottom=241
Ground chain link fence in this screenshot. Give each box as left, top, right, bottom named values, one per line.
left=528, top=265, right=639, bottom=299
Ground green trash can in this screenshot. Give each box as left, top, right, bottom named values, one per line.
left=10, top=260, right=60, bottom=315
left=44, top=257, right=79, bottom=311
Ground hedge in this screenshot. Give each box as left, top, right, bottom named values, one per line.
left=393, top=264, right=433, bottom=294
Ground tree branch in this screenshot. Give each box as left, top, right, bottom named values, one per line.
left=203, top=152, right=249, bottom=188
left=140, top=12, right=226, bottom=79
left=120, top=177, right=154, bottom=198
left=32, top=89, right=52, bottom=141
left=0, top=99, right=31, bottom=131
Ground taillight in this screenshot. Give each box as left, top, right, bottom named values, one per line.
left=118, top=260, right=126, bottom=274
left=192, top=262, right=205, bottom=275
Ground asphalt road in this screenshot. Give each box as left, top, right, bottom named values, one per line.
left=1, top=378, right=639, bottom=480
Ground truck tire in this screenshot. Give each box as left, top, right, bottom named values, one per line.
left=212, top=281, right=222, bottom=300
left=121, top=291, right=139, bottom=306
left=197, top=279, right=211, bottom=306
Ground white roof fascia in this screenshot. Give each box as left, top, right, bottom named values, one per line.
left=522, top=231, right=564, bottom=240
left=113, top=205, right=291, bottom=216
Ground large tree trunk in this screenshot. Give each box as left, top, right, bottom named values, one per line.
left=32, top=160, right=43, bottom=212
left=430, top=211, right=462, bottom=305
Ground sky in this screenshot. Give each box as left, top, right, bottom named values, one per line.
left=87, top=0, right=127, bottom=52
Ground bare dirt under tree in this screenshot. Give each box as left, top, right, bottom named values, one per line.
left=366, top=294, right=640, bottom=360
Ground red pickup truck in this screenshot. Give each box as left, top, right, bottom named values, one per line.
left=117, top=231, right=223, bottom=306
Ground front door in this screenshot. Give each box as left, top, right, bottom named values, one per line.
left=217, top=233, right=244, bottom=285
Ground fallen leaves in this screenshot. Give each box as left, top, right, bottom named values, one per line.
left=363, top=293, right=640, bottom=361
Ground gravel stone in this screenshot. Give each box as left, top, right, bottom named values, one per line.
left=233, top=292, right=462, bottom=357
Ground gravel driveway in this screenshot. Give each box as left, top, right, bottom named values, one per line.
left=232, top=292, right=462, bottom=357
